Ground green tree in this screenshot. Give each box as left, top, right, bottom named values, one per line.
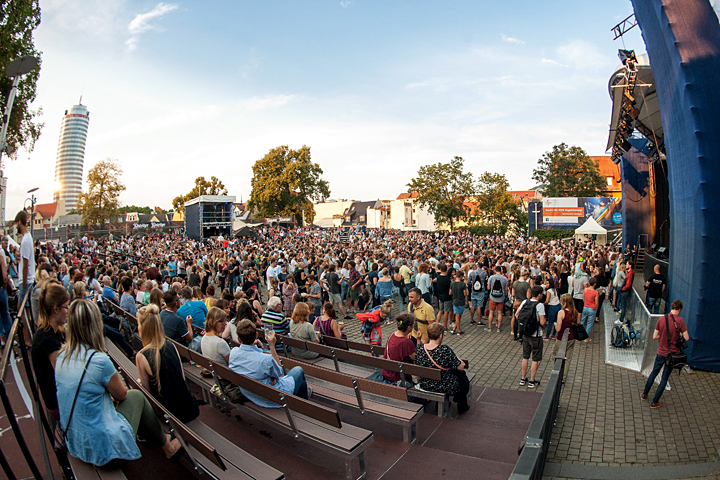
left=172, top=176, right=228, bottom=211
left=407, top=156, right=475, bottom=230
left=77, top=159, right=126, bottom=225
left=117, top=205, right=153, bottom=214
left=532, top=143, right=606, bottom=197
left=474, top=172, right=526, bottom=234
left=248, top=145, right=330, bottom=226
left=0, top=0, right=43, bottom=160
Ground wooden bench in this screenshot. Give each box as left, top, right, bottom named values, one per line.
left=275, top=334, right=474, bottom=418
left=67, top=455, right=127, bottom=480
left=170, top=340, right=374, bottom=480
left=280, top=356, right=423, bottom=443
left=105, top=339, right=285, bottom=480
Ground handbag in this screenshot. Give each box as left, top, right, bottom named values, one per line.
left=664, top=314, right=687, bottom=370
left=55, top=351, right=97, bottom=449
left=574, top=323, right=589, bottom=342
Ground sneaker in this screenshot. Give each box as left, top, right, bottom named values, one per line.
left=614, top=319, right=623, bottom=325
left=519, top=378, right=527, bottom=386
left=528, top=380, right=540, bottom=388
left=640, top=392, right=647, bottom=400
left=307, top=386, right=313, bottom=399
left=496, top=328, right=501, bottom=333
left=485, top=327, right=493, bottom=332
left=456, top=331, right=464, bottom=335
left=470, top=320, right=476, bottom=325
left=344, top=315, right=352, bottom=320
left=650, top=401, right=663, bottom=409
left=478, top=321, right=486, bottom=326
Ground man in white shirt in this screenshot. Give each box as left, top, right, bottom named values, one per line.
left=14, top=210, right=35, bottom=306
left=266, top=258, right=278, bottom=287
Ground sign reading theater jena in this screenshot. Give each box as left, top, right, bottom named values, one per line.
left=132, top=222, right=166, bottom=229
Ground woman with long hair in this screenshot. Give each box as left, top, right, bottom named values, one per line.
left=148, top=287, right=163, bottom=310
left=31, top=282, right=69, bottom=425
left=201, top=307, right=231, bottom=367
left=552, top=294, right=580, bottom=381
left=313, top=302, right=344, bottom=339
left=223, top=300, right=259, bottom=343
left=289, top=302, right=320, bottom=360
left=55, top=300, right=182, bottom=466
left=282, top=275, right=299, bottom=316
left=137, top=304, right=199, bottom=423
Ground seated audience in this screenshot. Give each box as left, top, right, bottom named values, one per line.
left=414, top=323, right=470, bottom=414
left=312, top=302, right=344, bottom=339
left=289, top=303, right=319, bottom=360
left=55, top=300, right=182, bottom=466
left=177, top=286, right=209, bottom=329
left=260, top=296, right=288, bottom=334
left=201, top=307, right=231, bottom=366
left=228, top=319, right=311, bottom=407
left=381, top=313, right=416, bottom=385
left=136, top=304, right=199, bottom=423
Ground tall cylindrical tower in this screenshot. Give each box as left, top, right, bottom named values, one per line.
left=53, top=103, right=89, bottom=212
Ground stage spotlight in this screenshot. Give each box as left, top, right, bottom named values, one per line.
left=618, top=49, right=637, bottom=66
left=621, top=140, right=632, bottom=152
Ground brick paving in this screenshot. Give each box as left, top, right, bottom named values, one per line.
left=335, top=296, right=720, bottom=474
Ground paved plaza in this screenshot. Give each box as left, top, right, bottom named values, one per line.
left=338, top=297, right=720, bottom=479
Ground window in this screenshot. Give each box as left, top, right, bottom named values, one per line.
left=606, top=177, right=613, bottom=186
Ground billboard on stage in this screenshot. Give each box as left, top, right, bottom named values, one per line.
left=543, top=197, right=621, bottom=227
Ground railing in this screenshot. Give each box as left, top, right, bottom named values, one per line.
left=508, top=328, right=569, bottom=480
left=0, top=287, right=72, bottom=480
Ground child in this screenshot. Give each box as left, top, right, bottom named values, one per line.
left=356, top=300, right=392, bottom=345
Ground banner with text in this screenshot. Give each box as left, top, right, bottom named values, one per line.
left=542, top=197, right=621, bottom=227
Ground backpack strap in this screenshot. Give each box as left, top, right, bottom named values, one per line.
left=664, top=314, right=672, bottom=350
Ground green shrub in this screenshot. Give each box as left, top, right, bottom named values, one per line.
left=533, top=228, right=574, bottom=241
left=459, top=225, right=507, bottom=236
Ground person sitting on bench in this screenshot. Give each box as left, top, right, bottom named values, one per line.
left=55, top=300, right=182, bottom=467
left=381, top=313, right=416, bottom=385
left=136, top=304, right=199, bottom=423
left=229, top=319, right=311, bottom=407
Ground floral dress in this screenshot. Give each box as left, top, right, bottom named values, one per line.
left=414, top=344, right=461, bottom=395
left=282, top=282, right=298, bottom=312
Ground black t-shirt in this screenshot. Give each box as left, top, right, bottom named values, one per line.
left=647, top=273, right=666, bottom=298
left=436, top=274, right=452, bottom=302
left=31, top=328, right=64, bottom=410
left=327, top=272, right=341, bottom=294
left=594, top=274, right=610, bottom=289
left=188, top=273, right=201, bottom=288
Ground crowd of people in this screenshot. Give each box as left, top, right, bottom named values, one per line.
left=0, top=208, right=686, bottom=468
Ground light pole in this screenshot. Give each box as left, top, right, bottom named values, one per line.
left=26, top=187, right=38, bottom=239
left=0, top=56, right=39, bottom=227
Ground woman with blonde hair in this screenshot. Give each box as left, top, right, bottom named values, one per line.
left=31, top=282, right=69, bottom=425
left=356, top=299, right=392, bottom=345
left=136, top=304, right=199, bottom=423
left=55, top=300, right=182, bottom=466
left=201, top=307, right=231, bottom=366
left=289, top=302, right=319, bottom=359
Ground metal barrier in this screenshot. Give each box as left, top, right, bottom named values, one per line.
left=0, top=287, right=72, bottom=480
left=508, top=328, right=569, bottom=480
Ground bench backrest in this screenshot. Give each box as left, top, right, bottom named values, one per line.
left=169, top=339, right=342, bottom=429
left=281, top=357, right=408, bottom=402
left=104, top=340, right=227, bottom=471
left=277, top=334, right=442, bottom=381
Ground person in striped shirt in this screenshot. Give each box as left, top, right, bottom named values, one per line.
left=260, top=296, right=289, bottom=334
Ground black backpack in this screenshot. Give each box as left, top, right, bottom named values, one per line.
left=490, top=277, right=504, bottom=297
left=517, top=300, right=539, bottom=337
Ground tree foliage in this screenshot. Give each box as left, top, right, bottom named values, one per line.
left=475, top=172, right=527, bottom=234
left=248, top=145, right=330, bottom=226
left=117, top=205, right=169, bottom=215
left=0, top=0, right=43, bottom=160
left=77, top=159, right=126, bottom=225
left=172, top=176, right=228, bottom=211
left=407, top=156, right=475, bottom=230
left=532, top=143, right=606, bottom=198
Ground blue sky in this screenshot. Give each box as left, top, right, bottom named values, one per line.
left=4, top=0, right=647, bottom=214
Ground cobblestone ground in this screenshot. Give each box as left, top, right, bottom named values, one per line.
left=334, top=296, right=720, bottom=470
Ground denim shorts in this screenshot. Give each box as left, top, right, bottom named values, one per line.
left=453, top=305, right=465, bottom=315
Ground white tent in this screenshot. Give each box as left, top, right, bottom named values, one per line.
left=574, top=216, right=608, bottom=244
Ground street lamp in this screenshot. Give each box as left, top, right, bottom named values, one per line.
left=26, top=187, right=38, bottom=239
left=0, top=56, right=39, bottom=229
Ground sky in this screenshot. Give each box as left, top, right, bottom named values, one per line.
left=3, top=0, right=648, bottom=215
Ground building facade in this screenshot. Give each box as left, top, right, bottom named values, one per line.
left=53, top=103, right=90, bottom=212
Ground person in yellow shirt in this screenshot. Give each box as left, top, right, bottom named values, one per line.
left=407, top=287, right=435, bottom=344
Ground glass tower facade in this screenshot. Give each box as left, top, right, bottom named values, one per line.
left=53, top=103, right=90, bottom=212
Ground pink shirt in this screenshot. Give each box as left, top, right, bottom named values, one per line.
left=583, top=288, right=598, bottom=310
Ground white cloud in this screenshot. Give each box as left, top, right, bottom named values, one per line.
left=126, top=2, right=178, bottom=51
left=542, top=58, right=569, bottom=67
left=501, top=34, right=525, bottom=46
left=340, top=1, right=352, bottom=7
left=555, top=39, right=611, bottom=70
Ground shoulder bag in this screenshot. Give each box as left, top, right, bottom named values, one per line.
left=664, top=314, right=687, bottom=370
left=423, top=344, right=470, bottom=392
left=55, top=351, right=97, bottom=449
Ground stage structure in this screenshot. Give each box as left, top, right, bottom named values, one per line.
left=184, top=195, right=236, bottom=241
left=618, top=0, right=720, bottom=371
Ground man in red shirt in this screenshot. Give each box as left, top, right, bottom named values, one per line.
left=641, top=299, right=689, bottom=408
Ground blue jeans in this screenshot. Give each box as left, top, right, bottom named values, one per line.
left=618, top=290, right=631, bottom=323
left=0, top=288, right=11, bottom=339
left=285, top=366, right=309, bottom=399
left=340, top=280, right=349, bottom=302
left=647, top=297, right=662, bottom=315
left=545, top=303, right=561, bottom=337
left=643, top=354, right=671, bottom=403
left=581, top=307, right=596, bottom=337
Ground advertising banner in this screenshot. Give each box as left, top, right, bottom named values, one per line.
left=543, top=197, right=621, bottom=227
